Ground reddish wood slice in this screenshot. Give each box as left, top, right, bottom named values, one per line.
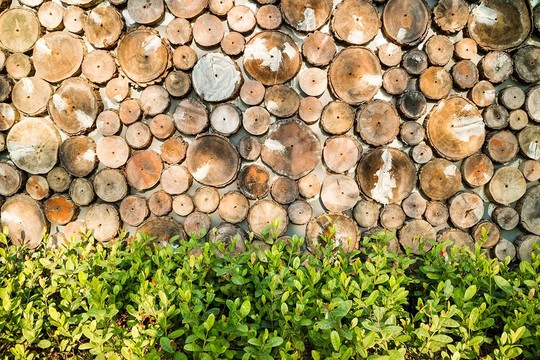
left=0, top=103, right=19, bottom=131
left=461, top=153, right=494, bottom=187
left=218, top=191, right=249, bottom=224
left=160, top=136, right=188, bottom=164
left=299, top=96, right=323, bottom=125
left=166, top=0, right=207, bottom=19
left=243, top=106, right=271, bottom=136
left=173, top=45, right=197, bottom=71
left=256, top=5, right=282, bottom=30
left=382, top=67, right=409, bottom=96
left=125, top=150, right=163, bottom=192
left=470, top=80, right=496, bottom=108
left=520, top=159, right=540, bottom=182
left=331, top=0, right=379, bottom=45
left=161, top=165, right=192, bottom=195
left=26, top=175, right=49, bottom=201
left=105, top=77, right=130, bottom=103
left=120, top=195, right=149, bottom=227
left=238, top=164, right=271, bottom=200
left=298, top=67, right=327, bottom=97
left=382, top=0, right=430, bottom=46
left=221, top=31, right=245, bottom=56
left=306, top=213, right=359, bottom=253
left=1, top=194, right=47, bottom=249
left=44, top=195, right=78, bottom=225
left=140, top=85, right=170, bottom=117
left=148, top=190, right=173, bottom=216
left=355, top=100, right=400, bottom=146
left=419, top=159, right=461, bottom=201
left=485, top=130, right=519, bottom=163
left=454, top=38, right=477, bottom=60
left=419, top=67, right=452, bottom=100
left=149, top=114, right=175, bottom=140
left=240, top=80, right=265, bottom=106
left=166, top=17, right=192, bottom=45
left=227, top=5, right=256, bottom=33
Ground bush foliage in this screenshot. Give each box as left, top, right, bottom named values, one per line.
left=0, top=227, right=539, bottom=360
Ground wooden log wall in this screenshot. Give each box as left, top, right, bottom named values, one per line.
left=0, top=0, right=540, bottom=261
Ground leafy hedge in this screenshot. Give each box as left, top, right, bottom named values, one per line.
left=0, top=227, right=539, bottom=360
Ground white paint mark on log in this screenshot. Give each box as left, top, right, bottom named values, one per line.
left=361, top=74, right=382, bottom=87
left=264, top=139, right=287, bottom=153
left=473, top=3, right=498, bottom=26
left=396, top=28, right=408, bottom=41
left=142, top=36, right=162, bottom=56
left=192, top=53, right=242, bottom=102
left=244, top=38, right=283, bottom=72
left=265, top=100, right=279, bottom=114
left=75, top=110, right=94, bottom=128
left=528, top=142, right=540, bottom=159
left=35, top=39, right=52, bottom=56
left=82, top=149, right=96, bottom=162
left=451, top=115, right=484, bottom=142
left=282, top=42, right=297, bottom=60
left=52, top=94, right=69, bottom=112
left=21, top=78, right=34, bottom=94
left=88, top=10, right=103, bottom=25
left=371, top=149, right=396, bottom=205
left=348, top=15, right=365, bottom=43
left=192, top=163, right=210, bottom=180
left=444, top=165, right=457, bottom=176
left=297, top=7, right=316, bottom=31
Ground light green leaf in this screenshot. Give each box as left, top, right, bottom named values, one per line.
left=240, top=300, right=251, bottom=318
left=330, top=330, right=341, bottom=351
left=37, top=340, right=51, bottom=349
left=432, top=334, right=453, bottom=344
left=160, top=337, right=175, bottom=353
left=266, top=336, right=283, bottom=348
left=203, top=313, right=215, bottom=331
left=463, top=285, right=477, bottom=302
left=494, top=276, right=512, bottom=293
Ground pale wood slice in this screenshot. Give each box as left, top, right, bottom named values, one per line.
left=281, top=0, right=332, bottom=32
left=244, top=30, right=302, bottom=86
left=298, top=67, right=327, bottom=97
left=227, top=5, right=256, bottom=33
left=449, top=191, right=484, bottom=229
left=69, top=178, right=94, bottom=206
left=353, top=199, right=380, bottom=228
left=192, top=53, right=242, bottom=102
left=382, top=67, right=409, bottom=95
left=117, top=28, right=171, bottom=85
left=247, top=199, right=288, bottom=236
left=240, top=80, right=265, bottom=106
left=0, top=162, right=22, bottom=196
left=516, top=184, right=540, bottom=235
left=494, top=239, right=516, bottom=261
left=193, top=186, right=219, bottom=213
left=382, top=0, right=430, bottom=46
left=210, top=103, right=241, bottom=136
left=402, top=49, right=428, bottom=75
left=488, top=166, right=526, bottom=205
left=331, top=0, right=379, bottom=44
left=256, top=4, right=282, bottom=30
left=6, top=53, right=32, bottom=80
left=520, top=159, right=540, bottom=182
left=172, top=194, right=193, bottom=217
left=454, top=38, right=477, bottom=60
left=173, top=45, right=197, bottom=71
left=433, top=0, right=469, bottom=33
left=119, top=195, right=149, bottom=226
left=485, top=130, right=519, bottom=163
left=271, top=176, right=298, bottom=205
left=452, top=60, right=479, bottom=90
left=49, top=78, right=102, bottom=135
left=320, top=101, right=354, bottom=135
left=38, top=1, right=64, bottom=30
left=461, top=152, right=494, bottom=187
left=516, top=235, right=540, bottom=262
left=160, top=136, right=188, bottom=164
left=60, top=0, right=102, bottom=8
left=166, top=0, right=207, bottom=19
left=329, top=47, right=381, bottom=105
left=81, top=50, right=117, bottom=85
left=469, top=80, right=496, bottom=108
left=60, top=136, right=97, bottom=177
left=483, top=104, right=509, bottom=130
left=525, top=85, right=540, bottom=122
left=7, top=118, right=60, bottom=175
left=299, top=96, right=323, bottom=125
left=0, top=103, right=20, bottom=131
left=380, top=204, right=406, bottom=230
left=261, top=118, right=321, bottom=180
left=209, top=222, right=248, bottom=255
left=47, top=166, right=71, bottom=192
left=166, top=17, right=192, bottom=46
left=480, top=51, right=513, bottom=84
left=397, top=90, right=427, bottom=120
left=499, top=86, right=525, bottom=111
left=323, top=135, right=362, bottom=174
left=425, top=201, right=449, bottom=227
left=164, top=70, right=191, bottom=98
left=472, top=220, right=500, bottom=248
left=419, top=67, right=452, bottom=100
left=425, top=97, right=485, bottom=160
left=438, top=228, right=474, bottom=251
left=96, top=136, right=129, bottom=169
left=1, top=194, right=47, bottom=249
left=127, top=0, right=164, bottom=25
left=288, top=200, right=312, bottom=225
left=193, top=13, right=223, bottom=47
left=173, top=98, right=209, bottom=135
left=93, top=168, right=128, bottom=202
left=186, top=134, right=239, bottom=187
left=377, top=42, right=403, bottom=67
left=148, top=190, right=172, bottom=216
left=400, top=121, right=425, bottom=146
left=302, top=31, right=336, bottom=67
left=321, top=174, right=359, bottom=212
left=221, top=31, right=245, bottom=56
left=399, top=219, right=436, bottom=255
left=518, top=125, right=540, bottom=160
left=298, top=173, right=320, bottom=199
left=84, top=6, right=123, bottom=49
left=468, top=0, right=531, bottom=51
left=264, top=85, right=300, bottom=118
left=26, top=175, right=49, bottom=200
left=161, top=165, right=192, bottom=195
left=209, top=0, right=232, bottom=16
left=363, top=227, right=402, bottom=253
left=218, top=191, right=249, bottom=223
left=63, top=220, right=87, bottom=243
left=149, top=114, right=175, bottom=140
left=237, top=136, right=261, bottom=161
left=12, top=77, right=52, bottom=116
left=33, top=32, right=85, bottom=83
left=63, top=6, right=86, bottom=34
left=44, top=195, right=78, bottom=225
left=0, top=8, right=40, bottom=53
left=138, top=85, right=170, bottom=117
left=356, top=148, right=416, bottom=205
left=419, top=158, right=461, bottom=201
left=356, top=100, right=400, bottom=146
left=85, top=203, right=120, bottom=242
left=105, top=77, right=130, bottom=103
left=402, top=192, right=427, bottom=219
left=125, top=150, right=163, bottom=192
left=237, top=164, right=271, bottom=200
left=306, top=213, right=359, bottom=252
left=256, top=0, right=277, bottom=4
left=138, top=217, right=187, bottom=243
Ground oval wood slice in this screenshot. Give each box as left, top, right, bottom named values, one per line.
left=461, top=152, right=494, bottom=187
left=69, top=178, right=94, bottom=206
left=125, top=150, right=163, bottom=192
left=84, top=6, right=123, bottom=49
left=356, top=100, right=400, bottom=146
left=302, top=31, right=336, bottom=67
left=399, top=219, right=436, bottom=255
left=525, top=86, right=540, bottom=123
left=105, top=77, right=130, bottom=103
left=12, top=77, right=52, bottom=116
left=33, top=32, right=84, bottom=83
left=0, top=162, right=22, bottom=196
left=93, top=168, right=128, bottom=203
left=472, top=220, right=500, bottom=248
left=400, top=121, right=425, bottom=146
left=120, top=195, right=149, bottom=227
left=261, top=118, right=321, bottom=180
left=516, top=235, right=540, bottom=262
left=59, top=136, right=97, bottom=177
left=331, top=0, right=379, bottom=45
left=149, top=114, right=175, bottom=140
left=494, top=239, right=516, bottom=261
left=356, top=148, right=416, bottom=205
left=47, top=166, right=71, bottom=192
left=320, top=174, right=359, bottom=212
left=192, top=53, right=242, bottom=102
left=298, top=67, right=327, bottom=97
left=306, top=213, right=359, bottom=253
left=237, top=164, right=271, bottom=200
left=480, top=50, right=513, bottom=83
left=184, top=211, right=211, bottom=238
left=353, top=199, right=380, bottom=228
left=7, top=118, right=61, bottom=175
left=320, top=101, right=354, bottom=135
left=433, top=0, right=469, bottom=33
left=519, top=125, right=540, bottom=160
left=85, top=203, right=120, bottom=242
left=382, top=0, right=430, bottom=46
left=298, top=173, right=321, bottom=199
left=449, top=191, right=484, bottom=229
left=271, top=176, right=298, bottom=205
left=264, top=85, right=300, bottom=118
left=1, top=194, right=47, bottom=249
left=127, top=0, right=164, bottom=25
left=244, top=31, right=301, bottom=86
left=26, top=175, right=49, bottom=200
left=172, top=194, right=194, bottom=217
left=166, top=0, right=207, bottom=19
left=488, top=166, right=526, bottom=205
left=0, top=8, right=40, bottom=53
left=173, top=45, right=197, bottom=71
left=63, top=6, right=86, bottom=34
left=468, top=0, right=531, bottom=51
left=323, top=135, right=362, bottom=173
left=82, top=50, right=117, bottom=85
left=281, top=0, right=332, bottom=32
left=148, top=190, right=172, bottom=216
left=243, top=106, right=271, bottom=135
left=454, top=38, right=477, bottom=60
left=161, top=165, right=192, bottom=195
left=160, top=136, right=188, bottom=165
left=425, top=201, right=449, bottom=227
left=173, top=98, right=209, bottom=136
left=485, top=130, right=518, bottom=163
left=380, top=204, right=406, bottom=230
left=402, top=192, right=427, bottom=219
left=402, top=49, right=428, bottom=75
left=218, top=191, right=249, bottom=224
left=470, top=80, right=496, bottom=108
left=166, top=17, right=192, bottom=45
left=247, top=199, right=288, bottom=236
left=63, top=220, right=87, bottom=243
left=382, top=67, right=409, bottom=96
left=299, top=96, right=323, bottom=125
left=520, top=160, right=540, bottom=182
left=164, top=71, right=191, bottom=98
left=186, top=134, right=240, bottom=187
left=499, top=86, right=525, bottom=111
left=96, top=136, right=130, bottom=169
left=193, top=186, right=219, bottom=214
left=117, top=98, right=141, bottom=126
left=288, top=200, right=312, bottom=225
left=509, top=110, right=529, bottom=131
left=426, top=97, right=485, bottom=160
left=256, top=5, right=282, bottom=30
left=437, top=228, right=474, bottom=251
left=125, top=122, right=152, bottom=150
left=237, top=136, right=261, bottom=161
left=419, top=159, right=461, bottom=201
left=419, top=67, right=452, bottom=100
left=209, top=0, right=232, bottom=16
left=397, top=90, right=427, bottom=120
left=44, top=195, right=78, bottom=225
left=137, top=217, right=187, bottom=244
left=6, top=53, right=32, bottom=80
left=516, top=184, right=540, bottom=235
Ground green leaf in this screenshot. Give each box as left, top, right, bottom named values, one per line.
left=463, top=285, right=477, bottom=302
left=240, top=300, right=251, bottom=318
left=37, top=340, right=51, bottom=349
left=432, top=334, right=453, bottom=344
left=169, top=328, right=185, bottom=339
left=311, top=350, right=321, bottom=360
left=203, top=313, right=215, bottom=331
left=331, top=300, right=352, bottom=319
left=160, top=337, right=175, bottom=353
left=330, top=330, right=341, bottom=351
left=510, top=326, right=526, bottom=343
left=266, top=336, right=283, bottom=348
left=494, top=275, right=512, bottom=293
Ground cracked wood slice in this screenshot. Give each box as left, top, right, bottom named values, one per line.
left=402, top=192, right=427, bottom=219
left=166, top=0, right=207, bottom=19
left=0, top=103, right=19, bottom=131
left=243, top=31, right=301, bottom=86
left=425, top=97, right=485, bottom=160
left=172, top=194, right=193, bottom=217
left=264, top=85, right=300, bottom=118
left=520, top=160, right=540, bottom=182
left=419, top=67, right=452, bottom=100
left=518, top=125, right=540, bottom=160
left=485, top=130, right=518, bottom=164
left=402, top=49, right=427, bottom=75
left=321, top=174, right=359, bottom=212
left=0, top=162, right=22, bottom=196
left=105, top=77, right=129, bottom=103
left=63, top=6, right=86, bottom=34
left=149, top=114, right=174, bottom=140
left=433, top=0, right=469, bottom=33
left=247, top=199, right=288, bottom=236
left=193, top=186, right=219, bottom=213
left=160, top=165, right=192, bottom=195
left=425, top=201, right=449, bottom=227
left=218, top=191, right=249, bottom=224
left=306, top=213, right=359, bottom=253
left=419, top=158, right=461, bottom=201
left=298, top=174, right=320, bottom=199
left=127, top=0, right=164, bottom=25
left=382, top=67, right=409, bottom=96
left=227, top=5, right=256, bottom=33
left=126, top=122, right=152, bottom=150
left=26, top=175, right=49, bottom=200
left=355, top=100, right=400, bottom=146
left=400, top=121, right=425, bottom=146
left=256, top=5, right=281, bottom=30
left=461, top=152, right=494, bottom=187
left=1, top=194, right=47, bottom=249
left=516, top=184, right=540, bottom=235
left=499, top=86, right=525, bottom=111
left=470, top=80, right=496, bottom=108
left=125, top=150, right=163, bottom=192
left=323, top=135, right=362, bottom=174
left=516, top=235, right=540, bottom=262
left=483, top=104, right=509, bottom=130
left=186, top=134, right=240, bottom=187
left=69, top=178, right=94, bottom=206
left=44, top=195, right=78, bottom=225
left=47, top=167, right=71, bottom=192
left=166, top=17, right=192, bottom=45
left=237, top=164, right=270, bottom=200
left=81, top=50, right=117, bottom=85
left=356, top=148, right=416, bottom=205
left=240, top=80, right=265, bottom=106
left=488, top=166, right=526, bottom=205
left=525, top=85, right=540, bottom=122
left=93, top=168, right=128, bottom=203
left=164, top=71, right=191, bottom=98
left=38, top=1, right=64, bottom=31
left=438, top=228, right=474, bottom=251
left=173, top=45, right=197, bottom=70
left=397, top=90, right=427, bottom=120
left=302, top=31, right=336, bottom=67
left=494, top=239, right=516, bottom=261
left=399, top=219, right=436, bottom=254
left=331, top=0, right=379, bottom=45
left=49, top=78, right=101, bottom=135
left=6, top=53, right=33, bottom=80
left=96, top=136, right=130, bottom=168
left=288, top=200, right=312, bottom=225
left=261, top=118, right=321, bottom=180
left=7, top=118, right=60, bottom=175
left=160, top=136, right=188, bottom=164
left=173, top=98, right=209, bottom=136
left=148, top=190, right=172, bottom=216
left=84, top=6, right=123, bottom=49
left=382, top=0, right=430, bottom=46
left=480, top=51, right=512, bottom=84
left=117, top=28, right=171, bottom=85
left=452, top=60, right=479, bottom=90
left=0, top=8, right=40, bottom=53
left=271, top=176, right=298, bottom=205
left=221, top=31, right=245, bottom=56
left=137, top=217, right=186, bottom=244
left=59, top=136, right=97, bottom=177
left=449, top=191, right=484, bottom=229
left=377, top=43, right=403, bottom=67
left=329, top=47, right=381, bottom=105
left=468, top=0, right=531, bottom=51
left=12, top=77, right=52, bottom=116
left=320, top=101, right=354, bottom=135
left=281, top=0, right=331, bottom=32
left=472, top=220, right=500, bottom=248
left=192, top=53, right=242, bottom=102
left=33, top=32, right=85, bottom=83
left=353, top=199, right=380, bottom=228
left=193, top=13, right=223, bottom=47
left=237, top=136, right=261, bottom=161
left=119, top=195, right=149, bottom=226
left=299, top=96, right=323, bottom=125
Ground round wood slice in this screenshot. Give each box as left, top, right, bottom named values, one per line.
left=59, top=136, right=97, bottom=177
left=402, top=192, right=427, bottom=219
left=509, top=110, right=529, bottom=131
left=173, top=98, right=209, bottom=136
left=96, top=136, right=130, bottom=169
left=483, top=105, right=509, bottom=130
left=84, top=6, right=123, bottom=49
left=288, top=200, right=312, bottom=225
left=160, top=165, right=192, bottom=195
left=192, top=53, right=242, bottom=102
left=218, top=191, right=249, bottom=224
left=402, top=49, right=428, bottom=75
left=186, top=134, right=240, bottom=187
left=518, top=125, right=540, bottom=160
left=499, top=86, right=525, bottom=111
left=399, top=219, right=436, bottom=255
left=488, top=166, right=526, bottom=205
left=237, top=136, right=261, bottom=161
left=82, top=50, right=117, bottom=85
left=281, top=0, right=331, bottom=32
left=302, top=31, right=336, bottom=67
left=449, top=191, right=484, bottom=229
left=433, top=0, right=469, bottom=33
left=165, top=17, right=192, bottom=46
left=306, top=213, right=359, bottom=252
left=356, top=148, right=416, bottom=205
left=0, top=75, right=11, bottom=102
left=44, top=195, right=78, bottom=225
left=227, top=5, right=256, bottom=33
left=271, top=176, right=298, bottom=205
left=409, top=139, right=435, bottom=163
left=377, top=42, right=403, bottom=67
left=425, top=201, right=449, bottom=227
left=240, top=80, right=265, bottom=106
left=480, top=50, right=513, bottom=83
left=264, top=85, right=300, bottom=118
left=380, top=204, right=406, bottom=230
left=400, top=121, right=425, bottom=146
left=320, top=101, right=354, bottom=136
left=470, top=80, right=496, bottom=108
left=160, top=136, right=188, bottom=164
left=63, top=220, right=87, bottom=243
left=192, top=13, right=223, bottom=47
left=461, top=152, right=494, bottom=187
left=247, top=199, right=288, bottom=236
left=1, top=194, right=47, bottom=249
left=149, top=114, right=174, bottom=140
left=520, top=159, right=540, bottom=181
left=85, top=203, right=120, bottom=242
left=0, top=162, right=22, bottom=196
left=117, top=28, right=171, bottom=85
left=299, top=96, right=323, bottom=125
left=137, top=217, right=187, bottom=244
left=33, top=32, right=85, bottom=83
left=261, top=118, right=321, bottom=180
left=256, top=5, right=282, bottom=30
left=139, top=85, right=169, bottom=117
left=69, top=178, right=94, bottom=206
left=127, top=0, right=164, bottom=25
left=26, top=175, right=49, bottom=200
left=0, top=8, right=40, bottom=53
left=6, top=53, right=32, bottom=80
left=472, top=220, right=500, bottom=248
left=382, top=67, right=409, bottom=95
left=320, top=174, right=359, bottom=212
left=323, top=135, right=362, bottom=173
left=426, top=97, right=485, bottom=160
left=452, top=60, right=479, bottom=90
left=60, top=0, right=102, bottom=8
left=298, top=173, right=320, bottom=199
left=243, top=106, right=270, bottom=136
left=438, top=228, right=474, bottom=251
left=12, top=77, right=52, bottom=116
left=494, top=239, right=516, bottom=261
left=193, top=186, right=219, bottom=214
left=120, top=195, right=149, bottom=227
left=419, top=158, right=461, bottom=201
left=38, top=2, right=64, bottom=31
left=93, top=168, right=128, bottom=203
left=164, top=70, right=191, bottom=98
left=382, top=0, right=430, bottom=46
left=172, top=194, right=194, bottom=217
left=105, top=77, right=130, bottom=103
left=419, top=67, right=452, bottom=100
left=209, top=0, right=232, bottom=16
left=148, top=190, right=172, bottom=216
left=516, top=235, right=540, bottom=262
left=63, top=6, right=86, bottom=34
left=125, top=150, right=163, bottom=192
left=397, top=90, right=427, bottom=120
left=516, top=184, right=540, bottom=235
left=209, top=222, right=249, bottom=255
left=238, top=164, right=271, bottom=200
left=47, top=166, right=71, bottom=193
left=353, top=199, right=380, bottom=228
left=485, top=130, right=519, bottom=163
left=454, top=38, right=477, bottom=60
left=331, top=0, right=379, bottom=45
left=0, top=103, right=19, bottom=131
left=173, top=45, right=197, bottom=71
left=525, top=85, right=540, bottom=123
left=166, top=0, right=207, bottom=19
left=298, top=67, right=327, bottom=97
left=356, top=100, right=400, bottom=146
left=125, top=122, right=152, bottom=150
left=209, top=103, right=241, bottom=136
left=220, top=31, right=245, bottom=56
left=468, top=0, right=531, bottom=51
left=7, top=118, right=61, bottom=175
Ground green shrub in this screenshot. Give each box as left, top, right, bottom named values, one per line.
left=0, top=226, right=539, bottom=359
